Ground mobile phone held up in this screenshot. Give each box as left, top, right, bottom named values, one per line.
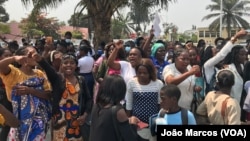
left=246, top=29, right=250, bottom=34
left=46, top=36, right=53, bottom=45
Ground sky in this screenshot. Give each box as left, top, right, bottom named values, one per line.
left=4, top=0, right=214, bottom=33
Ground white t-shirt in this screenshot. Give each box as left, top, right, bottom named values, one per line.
left=78, top=56, right=95, bottom=73
left=227, top=64, right=243, bottom=104
left=126, top=78, right=163, bottom=110
left=119, top=61, right=136, bottom=83
left=162, top=63, right=195, bottom=110
left=203, top=41, right=233, bottom=83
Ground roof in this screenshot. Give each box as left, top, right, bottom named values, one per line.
left=0, top=22, right=89, bottom=45
left=1, top=21, right=24, bottom=44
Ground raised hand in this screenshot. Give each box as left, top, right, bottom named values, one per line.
left=235, top=29, right=248, bottom=39
left=150, top=25, right=155, bottom=36
left=114, top=40, right=124, bottom=49
left=32, top=52, right=42, bottom=62
left=13, top=56, right=28, bottom=65
left=189, top=65, right=200, bottom=75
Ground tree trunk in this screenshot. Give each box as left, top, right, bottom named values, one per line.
left=226, top=16, right=231, bottom=38
left=89, top=8, right=113, bottom=50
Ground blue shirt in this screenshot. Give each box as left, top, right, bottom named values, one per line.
left=150, top=56, right=169, bottom=81
left=157, top=109, right=197, bottom=125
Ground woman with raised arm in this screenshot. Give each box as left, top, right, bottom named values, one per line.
left=107, top=40, right=143, bottom=83
left=0, top=46, right=52, bottom=141
left=162, top=48, right=200, bottom=110
left=203, top=29, right=247, bottom=94
left=33, top=52, right=92, bottom=141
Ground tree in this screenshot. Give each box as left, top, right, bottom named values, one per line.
left=72, top=30, right=83, bottom=39
left=163, top=22, right=178, bottom=41
left=0, top=0, right=9, bottom=22
left=20, top=0, right=176, bottom=49
left=191, top=33, right=198, bottom=43
left=0, top=22, right=10, bottom=34
left=128, top=1, right=151, bottom=33
left=19, top=12, right=60, bottom=40
left=111, top=11, right=136, bottom=39
left=68, top=12, right=89, bottom=28
left=202, top=0, right=250, bottom=38
left=178, top=33, right=190, bottom=43
left=58, top=21, right=66, bottom=26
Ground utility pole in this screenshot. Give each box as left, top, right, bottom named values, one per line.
left=220, top=0, right=223, bottom=37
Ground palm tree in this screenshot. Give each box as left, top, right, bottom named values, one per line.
left=128, top=1, right=151, bottom=33
left=112, top=11, right=135, bottom=39
left=202, top=0, right=250, bottom=38
left=0, top=0, right=9, bottom=22
left=20, top=0, right=175, bottom=49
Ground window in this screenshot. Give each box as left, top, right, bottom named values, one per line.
left=216, top=32, right=220, bottom=37
left=210, top=31, right=216, bottom=37
left=199, top=31, right=204, bottom=37
left=205, top=31, right=210, bottom=37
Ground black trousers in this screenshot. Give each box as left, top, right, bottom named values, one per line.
left=79, top=73, right=95, bottom=98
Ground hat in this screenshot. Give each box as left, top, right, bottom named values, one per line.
left=151, top=43, right=165, bottom=57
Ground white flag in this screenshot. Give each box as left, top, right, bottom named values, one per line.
left=153, top=12, right=162, bottom=38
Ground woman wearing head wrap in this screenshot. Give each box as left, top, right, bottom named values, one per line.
left=33, top=52, right=93, bottom=141
left=150, top=43, right=169, bottom=82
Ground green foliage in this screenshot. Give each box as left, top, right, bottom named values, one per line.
left=19, top=13, right=60, bottom=39
left=58, top=21, right=66, bottom=26
left=0, top=0, right=9, bottom=23
left=20, top=0, right=176, bottom=48
left=203, top=0, right=250, bottom=37
left=72, top=30, right=83, bottom=39
left=0, top=22, right=10, bottom=34
left=191, top=34, right=198, bottom=43
left=111, top=19, right=126, bottom=39
left=68, top=12, right=89, bottom=28
left=178, top=33, right=190, bottom=43
left=178, top=33, right=197, bottom=43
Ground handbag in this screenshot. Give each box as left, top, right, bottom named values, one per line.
left=111, top=105, right=149, bottom=141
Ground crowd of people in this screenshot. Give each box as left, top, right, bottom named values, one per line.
left=0, top=28, right=249, bottom=141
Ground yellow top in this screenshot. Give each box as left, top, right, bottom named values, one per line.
left=0, top=114, right=5, bottom=125
left=0, top=64, right=51, bottom=101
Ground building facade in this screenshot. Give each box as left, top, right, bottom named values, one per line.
left=197, top=27, right=248, bottom=45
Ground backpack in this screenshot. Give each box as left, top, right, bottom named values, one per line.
left=149, top=108, right=188, bottom=136
left=203, top=67, right=217, bottom=95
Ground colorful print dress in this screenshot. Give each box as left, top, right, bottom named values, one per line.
left=52, top=79, right=83, bottom=141
left=0, top=65, right=52, bottom=141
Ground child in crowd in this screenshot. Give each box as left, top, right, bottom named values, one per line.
left=149, top=85, right=196, bottom=141
left=197, top=69, right=241, bottom=125
left=156, top=84, right=196, bottom=125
